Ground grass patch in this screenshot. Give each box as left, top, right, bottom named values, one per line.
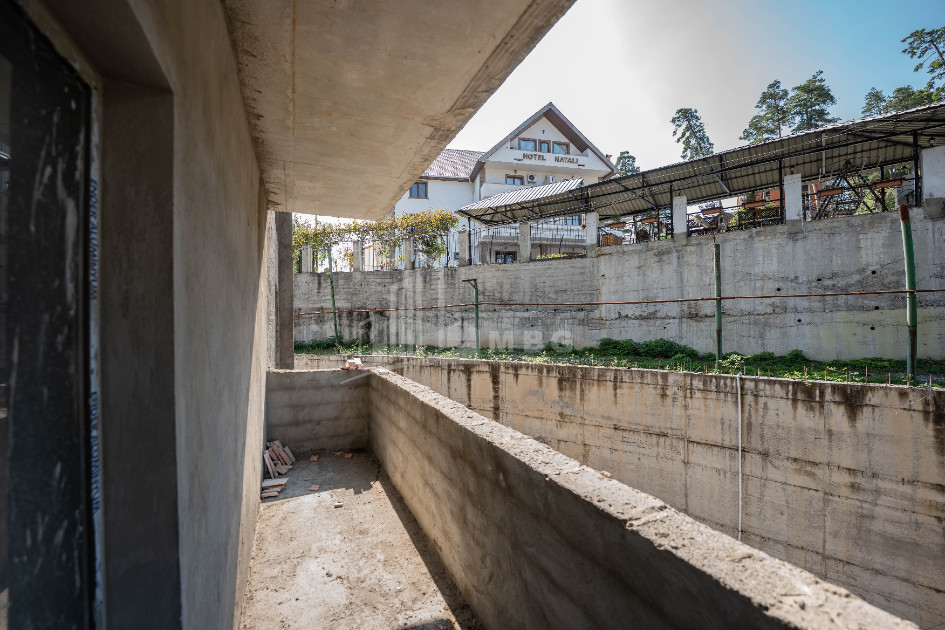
left=294, top=337, right=944, bottom=388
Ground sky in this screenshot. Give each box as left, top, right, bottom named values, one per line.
left=447, top=0, right=945, bottom=170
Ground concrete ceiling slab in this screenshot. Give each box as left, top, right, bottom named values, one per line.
left=223, top=0, right=574, bottom=220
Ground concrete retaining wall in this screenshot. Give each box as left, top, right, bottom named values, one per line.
left=265, top=367, right=913, bottom=628
left=294, top=207, right=945, bottom=360
left=296, top=354, right=945, bottom=628
left=266, top=370, right=371, bottom=451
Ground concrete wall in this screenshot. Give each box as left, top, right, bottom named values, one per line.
left=266, top=368, right=913, bottom=628
left=295, top=206, right=945, bottom=360
left=266, top=370, right=371, bottom=452
left=32, top=0, right=271, bottom=627
left=297, top=354, right=945, bottom=629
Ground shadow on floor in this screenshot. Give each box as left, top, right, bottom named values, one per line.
left=380, top=474, right=482, bottom=630
left=264, top=449, right=375, bottom=501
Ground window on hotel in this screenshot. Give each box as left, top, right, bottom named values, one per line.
left=409, top=181, right=427, bottom=198
left=506, top=175, right=524, bottom=185
left=553, top=142, right=569, bottom=155
left=496, top=251, right=516, bottom=264
left=538, top=140, right=550, bottom=153
left=518, top=138, right=536, bottom=151
left=565, top=215, right=581, bottom=226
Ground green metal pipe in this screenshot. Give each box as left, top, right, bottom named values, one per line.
left=327, top=248, right=340, bottom=343
left=714, top=243, right=722, bottom=369
left=474, top=285, right=481, bottom=359
left=898, top=204, right=918, bottom=382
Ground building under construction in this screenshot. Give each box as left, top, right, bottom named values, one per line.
left=1, top=0, right=942, bottom=629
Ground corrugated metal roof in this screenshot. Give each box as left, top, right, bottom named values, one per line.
left=422, top=149, right=484, bottom=179
left=458, top=103, right=945, bottom=225
left=460, top=178, right=585, bottom=217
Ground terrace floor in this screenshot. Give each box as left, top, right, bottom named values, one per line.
left=239, top=451, right=479, bottom=630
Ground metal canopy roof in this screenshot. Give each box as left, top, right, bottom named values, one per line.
left=458, top=103, right=945, bottom=225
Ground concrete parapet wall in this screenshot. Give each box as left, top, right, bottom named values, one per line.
left=296, top=354, right=945, bottom=628
left=366, top=370, right=912, bottom=629
left=294, top=207, right=945, bottom=360
left=265, top=370, right=371, bottom=451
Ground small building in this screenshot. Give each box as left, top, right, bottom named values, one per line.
left=392, top=102, right=615, bottom=265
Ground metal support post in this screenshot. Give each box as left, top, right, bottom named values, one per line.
left=913, top=132, right=922, bottom=206
left=714, top=243, right=722, bottom=369
left=463, top=279, right=480, bottom=359
left=327, top=248, right=340, bottom=343
left=898, top=203, right=918, bottom=383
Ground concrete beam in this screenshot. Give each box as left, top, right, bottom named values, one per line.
left=352, top=241, right=363, bottom=272
left=224, top=0, right=576, bottom=219
left=276, top=212, right=294, bottom=369
left=672, top=195, right=687, bottom=239
left=518, top=222, right=531, bottom=262
left=920, top=145, right=945, bottom=218
left=403, top=238, right=415, bottom=270
left=458, top=230, right=470, bottom=266
left=585, top=212, right=599, bottom=257
left=300, top=244, right=313, bottom=273
left=784, top=173, right=802, bottom=227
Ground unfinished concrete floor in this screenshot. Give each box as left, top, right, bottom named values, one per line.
left=240, top=452, right=479, bottom=629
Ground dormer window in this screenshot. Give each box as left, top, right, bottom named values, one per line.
left=553, top=141, right=569, bottom=155
left=538, top=140, right=550, bottom=153
left=409, top=181, right=427, bottom=198
left=518, top=138, right=536, bottom=151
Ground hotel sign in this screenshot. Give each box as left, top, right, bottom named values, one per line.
left=521, top=152, right=581, bottom=165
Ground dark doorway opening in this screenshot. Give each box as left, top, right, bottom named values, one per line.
left=1, top=1, right=93, bottom=626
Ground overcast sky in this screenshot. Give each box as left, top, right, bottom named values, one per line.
left=447, top=0, right=945, bottom=169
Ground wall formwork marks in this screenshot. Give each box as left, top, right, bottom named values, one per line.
left=296, top=354, right=945, bottom=629
left=295, top=207, right=945, bottom=361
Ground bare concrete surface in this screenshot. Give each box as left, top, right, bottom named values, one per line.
left=240, top=452, right=479, bottom=630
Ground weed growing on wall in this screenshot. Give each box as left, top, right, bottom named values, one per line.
left=295, top=337, right=944, bottom=388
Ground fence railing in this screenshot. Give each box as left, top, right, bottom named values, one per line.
left=296, top=167, right=922, bottom=271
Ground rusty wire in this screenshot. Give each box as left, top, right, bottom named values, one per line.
left=293, top=287, right=945, bottom=317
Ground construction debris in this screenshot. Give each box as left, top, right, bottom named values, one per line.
left=261, top=440, right=299, bottom=498
left=340, top=358, right=362, bottom=370
left=334, top=502, right=343, bottom=508
left=309, top=455, right=319, bottom=462
left=344, top=453, right=353, bottom=459
left=307, top=485, right=320, bottom=492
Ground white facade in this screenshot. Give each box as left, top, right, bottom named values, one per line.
left=391, top=102, right=614, bottom=266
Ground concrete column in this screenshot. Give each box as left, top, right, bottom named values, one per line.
left=784, top=173, right=803, bottom=229
left=920, top=145, right=945, bottom=217
left=457, top=229, right=470, bottom=266
left=301, top=244, right=313, bottom=273
left=518, top=222, right=531, bottom=262
left=275, top=211, right=294, bottom=369
left=672, top=195, right=688, bottom=239
left=352, top=241, right=363, bottom=272
left=585, top=212, right=599, bottom=257
left=403, top=238, right=415, bottom=270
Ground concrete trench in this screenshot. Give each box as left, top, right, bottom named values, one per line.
left=294, top=355, right=945, bottom=629
left=256, top=367, right=919, bottom=629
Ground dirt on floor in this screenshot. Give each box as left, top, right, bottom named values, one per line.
left=240, top=451, right=480, bottom=630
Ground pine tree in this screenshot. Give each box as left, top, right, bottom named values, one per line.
left=861, top=87, right=887, bottom=117
left=614, top=151, right=640, bottom=176
left=902, top=27, right=945, bottom=89
left=740, top=79, right=790, bottom=144
left=885, top=85, right=943, bottom=112
left=670, top=108, right=714, bottom=161
left=861, top=84, right=943, bottom=117
left=787, top=71, right=839, bottom=133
